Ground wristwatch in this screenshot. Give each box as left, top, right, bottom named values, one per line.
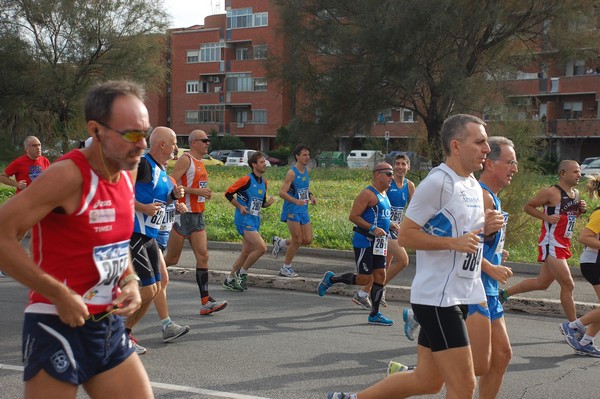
left=119, top=274, right=141, bottom=289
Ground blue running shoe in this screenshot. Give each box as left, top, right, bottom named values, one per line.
left=368, top=312, right=394, bottom=326
left=575, top=342, right=600, bottom=358
left=559, top=321, right=583, bottom=341
left=327, top=393, right=356, bottom=399
left=403, top=308, right=419, bottom=341
left=318, top=271, right=334, bottom=296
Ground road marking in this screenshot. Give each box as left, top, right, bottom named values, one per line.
left=0, top=364, right=270, bottom=399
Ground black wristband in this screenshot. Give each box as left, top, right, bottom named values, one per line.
left=170, top=191, right=177, bottom=200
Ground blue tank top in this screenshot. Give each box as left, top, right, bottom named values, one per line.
left=387, top=178, right=410, bottom=223
left=234, top=173, right=267, bottom=227
left=480, top=182, right=508, bottom=296
left=156, top=178, right=176, bottom=248
left=281, top=166, right=310, bottom=216
left=352, top=186, right=391, bottom=248
left=133, top=154, right=170, bottom=238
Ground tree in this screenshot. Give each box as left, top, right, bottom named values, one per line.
left=0, top=0, right=169, bottom=153
left=271, top=0, right=598, bottom=162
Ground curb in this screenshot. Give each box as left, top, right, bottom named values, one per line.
left=167, top=267, right=597, bottom=318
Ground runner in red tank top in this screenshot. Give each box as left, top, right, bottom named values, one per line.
left=0, top=80, right=153, bottom=399
left=499, top=160, right=587, bottom=322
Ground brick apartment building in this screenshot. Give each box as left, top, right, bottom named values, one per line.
left=147, top=1, right=600, bottom=161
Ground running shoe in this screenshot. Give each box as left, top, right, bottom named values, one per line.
left=498, top=288, right=509, bottom=304
left=162, top=322, right=190, bottom=343
left=0, top=271, right=7, bottom=278
left=368, top=312, right=394, bottom=326
left=386, top=360, right=415, bottom=376
left=327, top=393, right=356, bottom=399
left=200, top=297, right=228, bottom=315
left=129, top=333, right=147, bottom=355
left=236, top=271, right=248, bottom=291
left=279, top=265, right=298, bottom=278
left=380, top=287, right=387, bottom=307
left=317, top=271, right=334, bottom=296
left=272, top=236, right=282, bottom=258
left=403, top=308, right=419, bottom=341
left=352, top=292, right=372, bottom=310
left=574, top=342, right=600, bottom=358
left=222, top=277, right=244, bottom=292
left=559, top=321, right=584, bottom=341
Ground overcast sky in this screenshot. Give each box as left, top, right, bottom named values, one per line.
left=163, top=0, right=224, bottom=28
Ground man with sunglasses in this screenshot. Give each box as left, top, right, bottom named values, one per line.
left=0, top=80, right=153, bottom=398
left=124, top=127, right=188, bottom=355
left=317, top=162, right=397, bottom=326
left=164, top=130, right=227, bottom=315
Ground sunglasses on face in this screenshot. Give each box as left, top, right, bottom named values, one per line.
left=374, top=169, right=394, bottom=177
left=96, top=121, right=151, bottom=143
left=195, top=138, right=210, bottom=144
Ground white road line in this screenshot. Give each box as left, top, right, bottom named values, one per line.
left=0, top=364, right=270, bottom=399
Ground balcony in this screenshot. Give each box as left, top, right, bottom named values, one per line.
left=546, top=118, right=600, bottom=137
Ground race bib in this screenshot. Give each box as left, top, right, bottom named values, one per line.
left=390, top=206, right=404, bottom=223
left=160, top=205, right=176, bottom=231
left=373, top=235, right=388, bottom=256
left=198, top=181, right=207, bottom=203
left=145, top=201, right=166, bottom=230
left=249, top=198, right=263, bottom=216
left=457, top=233, right=483, bottom=279
left=298, top=188, right=309, bottom=203
left=564, top=215, right=576, bottom=238
left=494, top=212, right=509, bottom=255
left=82, top=240, right=130, bottom=305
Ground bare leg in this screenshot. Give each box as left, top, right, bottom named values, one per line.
left=83, top=354, right=153, bottom=399
left=154, top=252, right=170, bottom=320
left=125, top=284, right=158, bottom=330
left=164, top=231, right=185, bottom=267
left=544, top=256, right=576, bottom=321
left=504, top=260, right=554, bottom=296
left=188, top=230, right=209, bottom=268
left=479, top=316, right=512, bottom=399
left=25, top=369, right=78, bottom=399
left=230, top=231, right=266, bottom=275
left=466, top=310, right=491, bottom=376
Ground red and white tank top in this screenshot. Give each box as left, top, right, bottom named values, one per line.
left=538, top=185, right=580, bottom=249
left=27, top=150, right=135, bottom=315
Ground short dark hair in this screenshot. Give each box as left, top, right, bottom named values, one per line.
left=85, top=80, right=145, bottom=124
left=248, top=151, right=265, bottom=168
left=395, top=153, right=410, bottom=165
left=293, top=144, right=310, bottom=161
left=440, top=114, right=486, bottom=156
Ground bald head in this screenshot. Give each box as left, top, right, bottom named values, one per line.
left=149, top=127, right=176, bottom=148
left=189, top=129, right=207, bottom=143
left=373, top=162, right=393, bottom=172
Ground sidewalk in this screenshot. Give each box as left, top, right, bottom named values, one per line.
left=168, top=241, right=600, bottom=318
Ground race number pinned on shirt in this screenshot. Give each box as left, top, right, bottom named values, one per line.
left=457, top=232, right=483, bottom=279
left=298, top=188, right=309, bottom=204
left=83, top=240, right=130, bottom=305
left=249, top=198, right=263, bottom=216
left=564, top=215, right=576, bottom=238
left=373, top=235, right=388, bottom=256
left=145, top=200, right=166, bottom=230
left=390, top=206, right=404, bottom=223
left=198, top=181, right=207, bottom=203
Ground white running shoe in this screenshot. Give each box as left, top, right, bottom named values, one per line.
left=279, top=265, right=298, bottom=277
left=162, top=322, right=190, bottom=343
left=272, top=236, right=282, bottom=258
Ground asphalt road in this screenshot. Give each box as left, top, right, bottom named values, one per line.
left=1, top=276, right=600, bottom=399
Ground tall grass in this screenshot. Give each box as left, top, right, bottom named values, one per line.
left=1, top=162, right=597, bottom=265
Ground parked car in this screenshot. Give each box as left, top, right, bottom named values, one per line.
left=316, top=151, right=347, bottom=167
left=346, top=150, right=385, bottom=169
left=267, top=155, right=287, bottom=167
left=581, top=158, right=600, bottom=177
left=225, top=149, right=271, bottom=167
left=209, top=149, right=232, bottom=163
left=581, top=157, right=599, bottom=169
left=202, top=154, right=224, bottom=166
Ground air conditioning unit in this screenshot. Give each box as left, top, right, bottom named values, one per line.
left=214, top=77, right=220, bottom=83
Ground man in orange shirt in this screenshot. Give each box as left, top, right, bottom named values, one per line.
left=164, top=129, right=227, bottom=315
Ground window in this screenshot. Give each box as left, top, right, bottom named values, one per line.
left=254, top=45, right=267, bottom=59
left=254, top=78, right=267, bottom=91
left=402, top=109, right=414, bottom=122
left=253, top=110, right=267, bottom=124
left=227, top=8, right=253, bottom=29
left=199, top=43, right=224, bottom=63
left=254, top=12, right=268, bottom=27
left=236, top=48, right=249, bottom=60
left=185, top=110, right=199, bottom=124
left=186, top=50, right=199, bottom=63
left=227, top=8, right=268, bottom=29
left=199, top=105, right=223, bottom=123
left=186, top=81, right=198, bottom=94
left=199, top=81, right=209, bottom=93
left=235, top=110, right=248, bottom=123
left=227, top=73, right=253, bottom=92
left=563, top=102, right=583, bottom=119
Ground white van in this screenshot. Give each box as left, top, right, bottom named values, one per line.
left=225, top=149, right=271, bottom=167
left=346, top=150, right=385, bottom=169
